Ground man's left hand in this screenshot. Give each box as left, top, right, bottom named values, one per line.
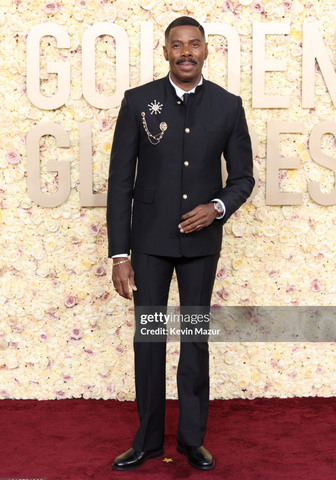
left=178, top=203, right=218, bottom=233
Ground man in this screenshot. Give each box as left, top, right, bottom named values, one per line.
left=106, top=16, right=254, bottom=471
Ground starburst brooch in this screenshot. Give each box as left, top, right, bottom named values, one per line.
left=148, top=100, right=163, bottom=115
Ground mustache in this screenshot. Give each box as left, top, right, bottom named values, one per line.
left=176, top=58, right=198, bottom=65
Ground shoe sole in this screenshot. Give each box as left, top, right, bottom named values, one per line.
left=112, top=448, right=164, bottom=471
left=176, top=443, right=215, bottom=470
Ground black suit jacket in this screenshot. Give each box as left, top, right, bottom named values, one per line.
left=106, top=74, right=254, bottom=258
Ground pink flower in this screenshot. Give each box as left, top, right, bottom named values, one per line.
left=64, top=294, right=77, bottom=308
left=84, top=348, right=94, bottom=357
left=100, top=0, right=109, bottom=5
left=250, top=315, right=259, bottom=325
left=99, top=118, right=112, bottom=131
left=211, top=304, right=221, bottom=313
left=77, top=0, right=87, bottom=6
left=216, top=266, right=228, bottom=279
left=116, top=345, right=125, bottom=355
left=283, top=0, right=292, bottom=10
left=107, top=384, right=115, bottom=393
left=69, top=326, right=83, bottom=339
left=62, top=374, right=71, bottom=382
left=222, top=288, right=230, bottom=300
left=101, top=291, right=111, bottom=302
left=46, top=311, right=57, bottom=320
left=252, top=0, right=264, bottom=13
left=311, top=278, right=321, bottom=292
left=100, top=226, right=107, bottom=237
left=286, top=285, right=295, bottom=294
left=222, top=0, right=234, bottom=12
left=55, top=390, right=67, bottom=399
left=95, top=265, right=106, bottom=276
left=40, top=333, right=48, bottom=342
left=6, top=150, right=20, bottom=164
left=89, top=224, right=99, bottom=236
left=279, top=170, right=288, bottom=186
left=44, top=1, right=58, bottom=14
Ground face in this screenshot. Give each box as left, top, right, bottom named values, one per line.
left=163, top=25, right=208, bottom=89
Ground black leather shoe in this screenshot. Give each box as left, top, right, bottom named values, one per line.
left=112, top=446, right=164, bottom=471
left=176, top=439, right=215, bottom=470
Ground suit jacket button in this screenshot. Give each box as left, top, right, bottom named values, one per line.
left=177, top=101, right=181, bottom=105
left=185, top=128, right=190, bottom=133
left=183, top=194, right=187, bottom=199
left=184, top=161, right=189, bottom=166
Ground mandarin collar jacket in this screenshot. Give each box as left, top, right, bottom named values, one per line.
left=107, top=74, right=255, bottom=258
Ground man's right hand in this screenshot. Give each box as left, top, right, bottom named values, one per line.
left=112, top=260, right=137, bottom=300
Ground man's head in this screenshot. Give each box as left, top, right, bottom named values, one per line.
left=163, top=16, right=208, bottom=90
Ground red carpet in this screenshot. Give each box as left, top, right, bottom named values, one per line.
left=1, top=397, right=336, bottom=479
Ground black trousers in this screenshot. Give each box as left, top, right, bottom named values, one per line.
left=130, top=251, right=220, bottom=451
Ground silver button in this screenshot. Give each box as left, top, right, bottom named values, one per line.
left=177, top=101, right=181, bottom=105
left=184, top=161, right=189, bottom=166
left=185, top=128, right=190, bottom=133
left=183, top=194, right=187, bottom=199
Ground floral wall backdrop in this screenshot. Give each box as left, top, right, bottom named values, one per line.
left=1, top=0, right=336, bottom=401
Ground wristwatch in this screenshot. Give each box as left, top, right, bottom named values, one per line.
left=213, top=201, right=224, bottom=215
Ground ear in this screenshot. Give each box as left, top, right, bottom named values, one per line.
left=204, top=42, right=208, bottom=60
left=163, top=45, right=168, bottom=61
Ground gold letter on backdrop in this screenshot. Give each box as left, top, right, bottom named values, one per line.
left=252, top=22, right=290, bottom=108
left=26, top=24, right=70, bottom=110
left=79, top=123, right=107, bottom=207
left=140, top=22, right=154, bottom=85
left=308, top=121, right=336, bottom=205
left=302, top=22, right=336, bottom=108
left=266, top=122, right=304, bottom=205
left=203, top=23, right=240, bottom=95
left=27, top=123, right=70, bottom=207
left=82, top=23, right=129, bottom=109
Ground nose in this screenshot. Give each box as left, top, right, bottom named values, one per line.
left=181, top=44, right=191, bottom=57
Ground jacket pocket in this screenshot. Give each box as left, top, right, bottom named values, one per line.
left=133, top=185, right=154, bottom=204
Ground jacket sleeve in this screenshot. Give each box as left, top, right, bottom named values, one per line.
left=106, top=90, right=139, bottom=257
left=214, top=96, right=255, bottom=226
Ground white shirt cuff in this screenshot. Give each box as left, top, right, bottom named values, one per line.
left=211, top=198, right=225, bottom=219
left=112, top=254, right=128, bottom=258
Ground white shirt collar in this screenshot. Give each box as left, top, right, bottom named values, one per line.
left=169, top=73, right=203, bottom=99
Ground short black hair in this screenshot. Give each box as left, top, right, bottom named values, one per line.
left=165, top=16, right=205, bottom=44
